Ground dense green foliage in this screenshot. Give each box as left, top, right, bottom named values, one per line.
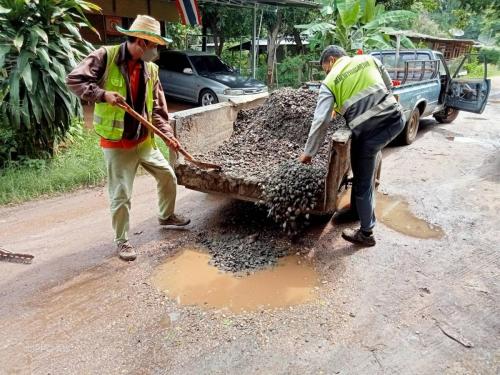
left=0, top=0, right=99, bottom=166
left=296, top=0, right=417, bottom=52
left=480, top=47, right=500, bottom=66
left=199, top=4, right=253, bottom=56
left=403, top=0, right=500, bottom=44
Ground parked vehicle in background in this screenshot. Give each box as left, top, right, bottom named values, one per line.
left=158, top=50, right=268, bottom=106
left=370, top=49, right=491, bottom=144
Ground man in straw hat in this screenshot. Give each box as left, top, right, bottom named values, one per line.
left=67, top=15, right=190, bottom=262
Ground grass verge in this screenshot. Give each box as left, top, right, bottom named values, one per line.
left=0, top=130, right=172, bottom=206
left=0, top=130, right=106, bottom=205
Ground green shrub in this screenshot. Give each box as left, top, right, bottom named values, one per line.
left=0, top=126, right=17, bottom=167
left=277, top=55, right=306, bottom=88
left=479, top=46, right=500, bottom=66
left=0, top=0, right=100, bottom=166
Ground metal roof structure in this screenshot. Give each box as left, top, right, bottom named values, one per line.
left=198, top=0, right=319, bottom=8
left=386, top=30, right=476, bottom=44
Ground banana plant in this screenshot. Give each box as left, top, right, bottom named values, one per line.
left=0, top=0, right=100, bottom=163
left=296, top=0, right=417, bottom=53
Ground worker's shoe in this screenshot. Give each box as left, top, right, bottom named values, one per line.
left=341, top=228, right=376, bottom=247
left=117, top=241, right=137, bottom=261
left=158, top=213, right=191, bottom=227
left=332, top=208, right=359, bottom=224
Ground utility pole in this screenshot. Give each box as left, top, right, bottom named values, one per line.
left=252, top=3, right=257, bottom=78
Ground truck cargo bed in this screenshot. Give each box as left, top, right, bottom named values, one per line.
left=169, top=94, right=352, bottom=214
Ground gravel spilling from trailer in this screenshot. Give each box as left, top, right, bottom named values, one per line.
left=260, top=160, right=326, bottom=236
left=189, top=88, right=346, bottom=271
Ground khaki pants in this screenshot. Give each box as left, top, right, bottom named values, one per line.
left=103, top=139, right=176, bottom=243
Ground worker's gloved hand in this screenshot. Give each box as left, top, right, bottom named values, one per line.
left=299, top=154, right=312, bottom=164
left=103, top=91, right=126, bottom=106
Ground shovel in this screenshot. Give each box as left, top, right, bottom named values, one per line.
left=117, top=102, right=221, bottom=171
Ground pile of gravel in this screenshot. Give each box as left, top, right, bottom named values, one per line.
left=198, top=233, right=288, bottom=273
left=195, top=88, right=345, bottom=181
left=196, top=202, right=291, bottom=273
left=260, top=160, right=326, bottom=236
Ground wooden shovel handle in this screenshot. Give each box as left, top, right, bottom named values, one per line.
left=116, top=102, right=196, bottom=162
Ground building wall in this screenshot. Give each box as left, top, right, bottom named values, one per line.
left=91, top=0, right=179, bottom=21
left=82, top=0, right=180, bottom=45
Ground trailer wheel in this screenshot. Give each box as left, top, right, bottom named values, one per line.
left=433, top=107, right=459, bottom=124
left=398, top=108, right=420, bottom=145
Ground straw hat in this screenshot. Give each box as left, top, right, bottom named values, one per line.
left=115, top=15, right=172, bottom=45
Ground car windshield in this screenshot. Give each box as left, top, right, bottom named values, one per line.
left=190, top=55, right=232, bottom=74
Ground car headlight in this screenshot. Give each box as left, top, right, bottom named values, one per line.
left=224, top=89, right=244, bottom=95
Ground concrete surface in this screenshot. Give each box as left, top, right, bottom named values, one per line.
left=0, top=80, right=499, bottom=375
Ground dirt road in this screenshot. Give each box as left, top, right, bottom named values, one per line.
left=1, top=82, right=499, bottom=374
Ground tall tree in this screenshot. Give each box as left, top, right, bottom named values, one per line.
left=199, top=4, right=252, bottom=56
left=262, top=6, right=315, bottom=87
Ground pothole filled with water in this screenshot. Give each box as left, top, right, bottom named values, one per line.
left=152, top=248, right=319, bottom=313
left=338, top=191, right=444, bottom=239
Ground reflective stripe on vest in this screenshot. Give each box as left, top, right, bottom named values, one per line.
left=323, top=55, right=391, bottom=130
left=93, top=45, right=157, bottom=141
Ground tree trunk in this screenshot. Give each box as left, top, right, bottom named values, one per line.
left=201, top=22, right=208, bottom=52
left=207, top=16, right=223, bottom=56
left=218, top=37, right=225, bottom=56
left=292, top=29, right=305, bottom=54
left=266, top=11, right=282, bottom=87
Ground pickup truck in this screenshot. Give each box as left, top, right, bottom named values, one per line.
left=370, top=49, right=491, bottom=144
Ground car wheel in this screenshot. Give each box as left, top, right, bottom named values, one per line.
left=433, top=107, right=459, bottom=124
left=199, top=89, right=219, bottom=106
left=397, top=107, right=420, bottom=145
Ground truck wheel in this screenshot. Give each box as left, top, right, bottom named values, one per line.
left=433, top=107, right=459, bottom=124
left=199, top=89, right=219, bottom=106
left=397, top=108, right=420, bottom=145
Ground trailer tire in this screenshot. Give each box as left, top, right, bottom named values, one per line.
left=397, top=108, right=420, bottom=145
left=433, top=107, right=459, bottom=123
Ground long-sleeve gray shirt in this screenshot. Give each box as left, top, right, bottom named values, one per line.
left=303, top=57, right=393, bottom=157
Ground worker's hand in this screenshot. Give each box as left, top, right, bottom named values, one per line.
left=167, top=136, right=180, bottom=151
left=103, top=91, right=126, bottom=106
left=299, top=154, right=312, bottom=164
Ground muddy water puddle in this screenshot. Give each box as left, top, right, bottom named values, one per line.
left=152, top=249, right=318, bottom=312
left=338, top=191, right=444, bottom=239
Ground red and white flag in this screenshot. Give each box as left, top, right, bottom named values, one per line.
left=175, top=0, right=202, bottom=26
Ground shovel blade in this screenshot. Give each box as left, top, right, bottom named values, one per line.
left=190, top=160, right=222, bottom=171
